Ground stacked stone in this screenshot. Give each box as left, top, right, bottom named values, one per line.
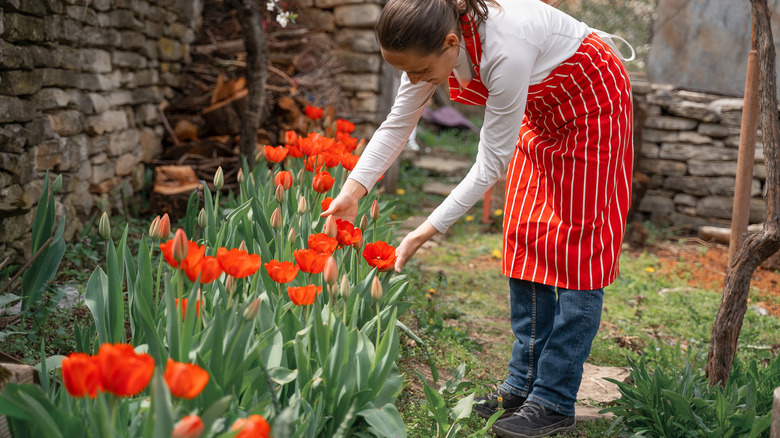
left=311, top=0, right=385, bottom=138
left=0, top=0, right=197, bottom=261
left=632, top=78, right=767, bottom=228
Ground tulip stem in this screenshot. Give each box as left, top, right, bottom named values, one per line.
left=375, top=301, right=381, bottom=347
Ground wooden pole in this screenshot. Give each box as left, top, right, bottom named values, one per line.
left=729, top=19, right=759, bottom=263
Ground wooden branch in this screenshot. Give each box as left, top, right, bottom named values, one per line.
left=268, top=65, right=297, bottom=89
left=157, top=102, right=181, bottom=147
left=0, top=237, right=53, bottom=296
left=706, top=0, right=780, bottom=386
left=193, top=39, right=245, bottom=56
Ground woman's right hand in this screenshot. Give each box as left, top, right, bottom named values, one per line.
left=320, top=179, right=367, bottom=222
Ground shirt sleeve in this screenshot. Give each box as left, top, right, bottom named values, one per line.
left=348, top=73, right=436, bottom=193
left=427, top=38, right=540, bottom=233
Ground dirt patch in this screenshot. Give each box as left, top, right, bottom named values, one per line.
left=627, top=239, right=780, bottom=316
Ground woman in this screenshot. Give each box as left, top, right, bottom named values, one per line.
left=322, top=0, right=633, bottom=436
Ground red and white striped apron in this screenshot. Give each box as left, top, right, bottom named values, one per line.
left=449, top=15, right=633, bottom=290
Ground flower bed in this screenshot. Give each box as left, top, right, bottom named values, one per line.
left=0, top=113, right=411, bottom=437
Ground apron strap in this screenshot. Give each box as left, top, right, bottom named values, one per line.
left=592, top=29, right=636, bottom=62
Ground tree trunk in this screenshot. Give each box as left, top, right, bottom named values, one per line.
left=706, top=0, right=780, bottom=386
left=228, top=0, right=269, bottom=168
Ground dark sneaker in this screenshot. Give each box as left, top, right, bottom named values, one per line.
left=473, top=387, right=526, bottom=419
left=492, top=401, right=576, bottom=437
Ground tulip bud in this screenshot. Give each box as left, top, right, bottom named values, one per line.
left=323, top=256, right=338, bottom=285
left=239, top=240, right=248, bottom=252
left=275, top=184, right=285, bottom=203
left=98, top=212, right=111, bottom=240
left=225, top=275, right=237, bottom=296
left=248, top=173, right=256, bottom=188
left=355, top=138, right=367, bottom=155
left=172, top=415, right=204, bottom=438
left=296, top=168, right=305, bottom=184
left=371, top=276, right=383, bottom=301
left=297, top=196, right=307, bottom=214
left=149, top=215, right=161, bottom=239
left=352, top=235, right=364, bottom=251
left=214, top=166, right=224, bottom=190
left=359, top=214, right=369, bottom=232
left=287, top=227, right=296, bottom=243
left=370, top=199, right=380, bottom=221
left=328, top=283, right=338, bottom=300
left=339, top=273, right=351, bottom=298
left=172, top=228, right=189, bottom=262
left=243, top=297, right=261, bottom=320
left=237, top=168, right=244, bottom=184
left=270, top=207, right=282, bottom=230
left=52, top=174, right=63, bottom=194
left=158, top=213, right=171, bottom=240
left=323, top=215, right=337, bottom=238
left=197, top=208, right=207, bottom=228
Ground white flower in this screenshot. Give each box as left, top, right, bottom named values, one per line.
left=276, top=11, right=290, bottom=27
left=266, top=0, right=276, bottom=11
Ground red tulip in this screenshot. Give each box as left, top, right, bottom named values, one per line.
left=308, top=233, right=338, bottom=255
left=305, top=154, right=327, bottom=173
left=298, top=133, right=327, bottom=156
left=293, top=249, right=329, bottom=274
left=164, top=358, right=210, bottom=399
left=284, top=130, right=298, bottom=145
left=231, top=415, right=271, bottom=438
left=264, top=145, right=288, bottom=163
left=161, top=238, right=205, bottom=270
left=61, top=352, right=102, bottom=398
left=158, top=213, right=171, bottom=240
left=97, top=343, right=155, bottom=397
left=172, top=415, right=205, bottom=438
left=184, top=255, right=222, bottom=284
left=363, top=241, right=398, bottom=271
left=340, top=153, right=360, bottom=171
left=312, top=171, right=335, bottom=193
left=264, top=260, right=299, bottom=283
left=274, top=170, right=293, bottom=190
left=304, top=105, right=323, bottom=120
left=335, top=219, right=362, bottom=247
left=217, top=247, right=262, bottom=278
left=335, top=118, right=355, bottom=134
left=321, top=197, right=333, bottom=211
left=287, top=285, right=322, bottom=306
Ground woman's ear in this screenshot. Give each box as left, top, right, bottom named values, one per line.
left=444, top=32, right=460, bottom=48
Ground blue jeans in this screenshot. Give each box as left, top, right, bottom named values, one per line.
left=500, top=279, right=603, bottom=416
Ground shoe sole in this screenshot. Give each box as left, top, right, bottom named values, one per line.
left=473, top=405, right=519, bottom=420
left=492, top=420, right=576, bottom=438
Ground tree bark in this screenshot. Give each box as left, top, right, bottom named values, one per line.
left=706, top=0, right=780, bottom=386
left=228, top=0, right=269, bottom=168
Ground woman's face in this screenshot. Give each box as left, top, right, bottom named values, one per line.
left=381, top=32, right=460, bottom=86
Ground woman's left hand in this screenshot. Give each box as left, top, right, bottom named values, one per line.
left=395, top=220, right=439, bottom=273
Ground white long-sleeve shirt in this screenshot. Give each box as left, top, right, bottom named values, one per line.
left=348, top=0, right=591, bottom=232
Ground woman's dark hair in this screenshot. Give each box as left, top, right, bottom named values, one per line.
left=376, top=0, right=499, bottom=55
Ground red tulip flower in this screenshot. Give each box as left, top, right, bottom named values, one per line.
left=321, top=197, right=333, bottom=211
left=335, top=219, right=362, bottom=247
left=304, top=105, right=323, bottom=120
left=97, top=343, right=155, bottom=397
left=363, top=241, right=398, bottom=271
left=312, top=171, right=335, bottom=193
left=274, top=170, right=293, bottom=190
left=231, top=415, right=271, bottom=438
left=335, top=118, right=355, bottom=134
left=287, top=285, right=322, bottom=306
left=264, top=260, right=299, bottom=283
left=164, top=358, right=210, bottom=399
left=161, top=238, right=205, bottom=270
left=184, top=255, right=222, bottom=284
left=293, top=249, right=329, bottom=274
left=308, top=233, right=338, bottom=255
left=340, top=153, right=359, bottom=171
left=284, top=130, right=298, bottom=145
left=305, top=154, right=327, bottom=173
left=62, top=352, right=102, bottom=398
left=217, top=247, right=262, bottom=278
left=172, top=415, right=205, bottom=438
left=264, top=145, right=288, bottom=163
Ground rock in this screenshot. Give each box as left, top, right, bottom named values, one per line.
left=771, top=387, right=779, bottom=438
left=577, top=363, right=630, bottom=405
left=333, top=4, right=381, bottom=27
left=414, top=156, right=472, bottom=175
left=668, top=101, right=719, bottom=123
left=78, top=48, right=112, bottom=73
left=56, top=285, right=85, bottom=309
left=423, top=181, right=458, bottom=197
left=32, top=87, right=70, bottom=110
left=339, top=73, right=380, bottom=92
left=335, top=29, right=379, bottom=53
left=335, top=51, right=382, bottom=73
left=0, top=70, right=43, bottom=96
left=645, top=116, right=698, bottom=131
left=0, top=96, right=36, bottom=123
left=659, top=143, right=738, bottom=161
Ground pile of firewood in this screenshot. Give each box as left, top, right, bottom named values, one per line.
left=149, top=0, right=346, bottom=219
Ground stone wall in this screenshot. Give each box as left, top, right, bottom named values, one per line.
left=632, top=77, right=767, bottom=229
left=0, top=0, right=199, bottom=261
